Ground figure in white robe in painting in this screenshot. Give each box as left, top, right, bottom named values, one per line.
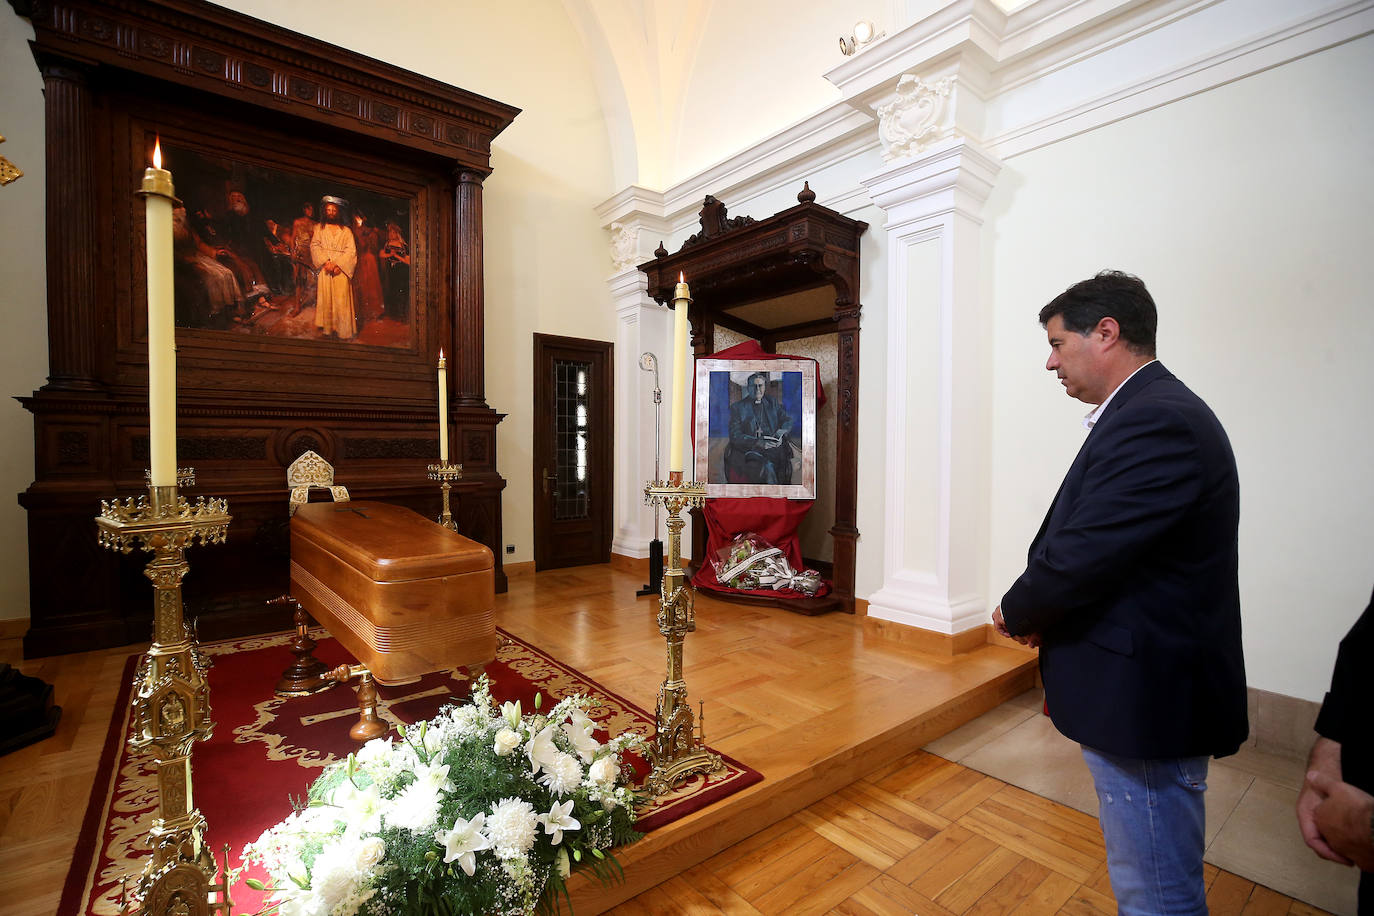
left=311, top=196, right=357, bottom=339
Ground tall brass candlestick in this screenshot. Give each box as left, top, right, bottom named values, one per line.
left=96, top=469, right=233, bottom=915
left=642, top=473, right=720, bottom=795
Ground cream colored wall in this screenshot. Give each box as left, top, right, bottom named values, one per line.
left=208, top=2, right=618, bottom=567
left=0, top=1, right=617, bottom=626
left=0, top=13, right=48, bottom=623
left=673, top=0, right=885, bottom=183
left=985, top=35, right=1374, bottom=702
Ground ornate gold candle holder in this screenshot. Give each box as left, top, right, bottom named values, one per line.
left=426, top=461, right=463, bottom=531
left=641, top=473, right=721, bottom=795
left=96, top=468, right=233, bottom=915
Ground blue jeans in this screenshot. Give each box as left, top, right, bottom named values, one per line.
left=1081, top=747, right=1209, bottom=915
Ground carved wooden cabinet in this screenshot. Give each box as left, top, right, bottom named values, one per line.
left=13, top=0, right=518, bottom=655
left=640, top=187, right=867, bottom=612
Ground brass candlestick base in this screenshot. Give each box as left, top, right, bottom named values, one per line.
left=641, top=474, right=721, bottom=796
left=96, top=469, right=232, bottom=916
left=427, top=461, right=463, bottom=531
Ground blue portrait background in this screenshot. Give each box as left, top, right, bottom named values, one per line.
left=708, top=370, right=804, bottom=440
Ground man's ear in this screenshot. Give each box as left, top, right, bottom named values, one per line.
left=1095, top=317, right=1122, bottom=347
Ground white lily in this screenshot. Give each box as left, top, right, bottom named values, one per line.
left=435, top=813, right=490, bottom=877
left=562, top=719, right=600, bottom=763
left=500, top=700, right=522, bottom=730
left=539, top=799, right=581, bottom=845
left=525, top=723, right=561, bottom=775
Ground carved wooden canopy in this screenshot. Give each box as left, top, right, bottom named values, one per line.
left=640, top=185, right=867, bottom=344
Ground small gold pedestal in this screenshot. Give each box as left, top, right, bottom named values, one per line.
left=427, top=461, right=463, bottom=531
left=641, top=474, right=721, bottom=795
left=96, top=469, right=234, bottom=916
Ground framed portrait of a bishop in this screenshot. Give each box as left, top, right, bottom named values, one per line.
left=693, top=358, right=817, bottom=499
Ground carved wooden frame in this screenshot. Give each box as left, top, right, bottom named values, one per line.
left=13, top=0, right=519, bottom=656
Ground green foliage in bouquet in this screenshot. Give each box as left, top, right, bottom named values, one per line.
left=241, top=676, right=645, bottom=916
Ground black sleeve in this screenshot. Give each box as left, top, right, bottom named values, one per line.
left=1314, top=586, right=1374, bottom=746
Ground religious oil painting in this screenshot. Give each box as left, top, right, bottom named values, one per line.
left=161, top=142, right=414, bottom=349
left=694, top=358, right=817, bottom=499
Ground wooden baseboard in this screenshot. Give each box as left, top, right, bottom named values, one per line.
left=609, top=553, right=648, bottom=575
left=0, top=618, right=27, bottom=640
left=862, top=617, right=1004, bottom=657
left=853, top=597, right=869, bottom=617
left=503, top=561, right=536, bottom=578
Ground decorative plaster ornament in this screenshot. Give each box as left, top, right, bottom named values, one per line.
left=872, top=75, right=954, bottom=162
left=609, top=222, right=639, bottom=273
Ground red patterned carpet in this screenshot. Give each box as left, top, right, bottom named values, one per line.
left=61, top=629, right=761, bottom=916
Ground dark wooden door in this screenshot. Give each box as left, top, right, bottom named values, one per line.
left=533, top=334, right=613, bottom=570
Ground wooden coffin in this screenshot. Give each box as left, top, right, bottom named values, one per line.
left=290, top=501, right=496, bottom=685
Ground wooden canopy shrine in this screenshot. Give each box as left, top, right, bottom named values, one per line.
left=639, top=186, right=867, bottom=613
left=13, top=0, right=519, bottom=656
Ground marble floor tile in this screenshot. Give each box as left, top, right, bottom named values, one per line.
left=957, top=712, right=1101, bottom=816
left=922, top=699, right=1038, bottom=763
left=1200, top=761, right=1253, bottom=847
left=1214, top=742, right=1308, bottom=792
left=1205, top=777, right=1360, bottom=916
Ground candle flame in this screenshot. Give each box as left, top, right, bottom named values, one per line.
left=439, top=348, right=444, bottom=359
left=152, top=137, right=162, bottom=170
left=679, top=271, right=684, bottom=282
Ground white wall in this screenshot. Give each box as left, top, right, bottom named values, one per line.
left=986, top=34, right=1374, bottom=701
left=0, top=13, right=48, bottom=623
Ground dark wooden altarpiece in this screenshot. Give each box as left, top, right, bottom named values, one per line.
left=11, top=0, right=519, bottom=656
left=640, top=187, right=867, bottom=613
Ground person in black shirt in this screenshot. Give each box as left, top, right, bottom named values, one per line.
left=1298, top=586, right=1374, bottom=913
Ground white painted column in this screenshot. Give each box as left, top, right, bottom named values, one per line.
left=608, top=267, right=671, bottom=558
left=860, top=136, right=1001, bottom=634
left=599, top=198, right=674, bottom=561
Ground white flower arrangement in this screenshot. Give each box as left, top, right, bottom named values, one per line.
left=241, top=676, right=645, bottom=916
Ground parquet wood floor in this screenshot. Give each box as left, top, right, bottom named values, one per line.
left=606, top=751, right=1331, bottom=916
left=0, top=562, right=1328, bottom=915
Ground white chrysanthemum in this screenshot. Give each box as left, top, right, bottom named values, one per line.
left=483, top=797, right=539, bottom=859
left=386, top=780, right=442, bottom=834
left=448, top=704, right=487, bottom=736
left=587, top=754, right=619, bottom=788
left=538, top=751, right=584, bottom=795
left=355, top=737, right=394, bottom=768
left=308, top=839, right=363, bottom=914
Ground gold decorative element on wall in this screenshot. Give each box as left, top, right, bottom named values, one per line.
left=0, top=135, right=23, bottom=186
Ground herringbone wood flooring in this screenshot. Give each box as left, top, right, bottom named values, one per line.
left=608, top=750, right=1330, bottom=916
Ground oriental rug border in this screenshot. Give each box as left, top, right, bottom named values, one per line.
left=59, top=628, right=761, bottom=916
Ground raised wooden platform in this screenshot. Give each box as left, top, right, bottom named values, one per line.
left=491, top=564, right=1037, bottom=913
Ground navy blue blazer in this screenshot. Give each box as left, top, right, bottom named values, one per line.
left=1001, top=361, right=1248, bottom=759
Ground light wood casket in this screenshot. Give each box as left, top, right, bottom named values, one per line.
left=290, top=501, right=496, bottom=685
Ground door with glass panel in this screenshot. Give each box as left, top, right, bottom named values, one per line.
left=532, top=334, right=613, bottom=571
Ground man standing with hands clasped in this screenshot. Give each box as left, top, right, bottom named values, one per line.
left=993, top=270, right=1248, bottom=915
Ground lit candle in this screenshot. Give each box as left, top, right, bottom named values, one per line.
left=668, top=273, right=690, bottom=474
left=437, top=349, right=449, bottom=463
left=142, top=138, right=177, bottom=487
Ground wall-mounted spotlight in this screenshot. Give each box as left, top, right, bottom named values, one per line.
left=839, top=20, right=884, bottom=56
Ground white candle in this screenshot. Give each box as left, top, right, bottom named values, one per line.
left=438, top=350, right=449, bottom=463
left=143, top=139, right=177, bottom=487
left=668, top=273, right=690, bottom=473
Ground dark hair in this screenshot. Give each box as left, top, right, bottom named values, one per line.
left=746, top=371, right=769, bottom=388
left=1038, top=270, right=1157, bottom=357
